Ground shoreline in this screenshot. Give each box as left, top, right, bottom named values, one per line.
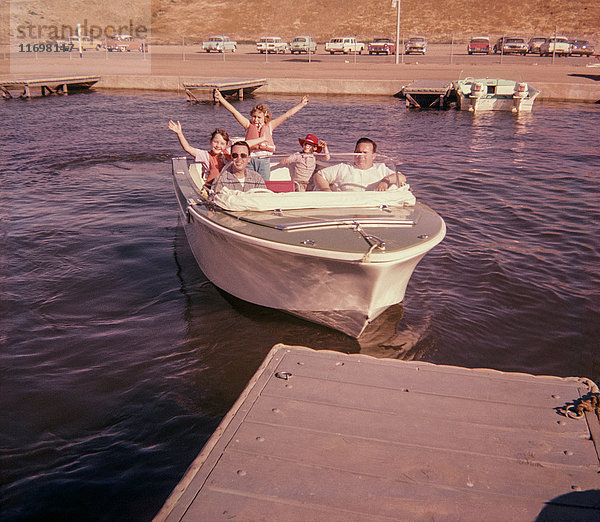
left=94, top=74, right=600, bottom=103
left=3, top=44, right=600, bottom=102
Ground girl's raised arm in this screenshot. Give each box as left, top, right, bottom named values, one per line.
left=168, top=120, right=198, bottom=157
left=214, top=89, right=250, bottom=129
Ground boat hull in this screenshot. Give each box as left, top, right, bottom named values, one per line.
left=454, top=78, right=540, bottom=113
left=172, top=158, right=445, bottom=337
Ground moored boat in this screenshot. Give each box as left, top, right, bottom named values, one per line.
left=172, top=153, right=446, bottom=337
left=454, top=76, right=540, bottom=113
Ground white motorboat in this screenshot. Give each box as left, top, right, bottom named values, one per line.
left=171, top=153, right=446, bottom=337
left=454, top=76, right=540, bottom=113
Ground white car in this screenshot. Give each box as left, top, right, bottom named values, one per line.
left=493, top=36, right=528, bottom=55
left=289, top=36, right=317, bottom=54
left=256, top=37, right=288, bottom=54
left=404, top=36, right=427, bottom=55
left=202, top=36, right=237, bottom=53
left=325, top=37, right=365, bottom=54
left=539, top=36, right=570, bottom=56
left=66, top=35, right=102, bottom=51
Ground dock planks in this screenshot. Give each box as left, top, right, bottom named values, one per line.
left=182, top=78, right=267, bottom=102
left=0, top=76, right=100, bottom=99
left=155, top=344, right=600, bottom=521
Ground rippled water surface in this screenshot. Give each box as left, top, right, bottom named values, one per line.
left=1, top=90, right=599, bottom=520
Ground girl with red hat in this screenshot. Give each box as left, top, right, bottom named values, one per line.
left=278, top=133, right=330, bottom=191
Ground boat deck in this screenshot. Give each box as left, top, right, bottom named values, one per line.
left=155, top=344, right=600, bottom=521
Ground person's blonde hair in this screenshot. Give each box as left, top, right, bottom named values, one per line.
left=250, top=104, right=271, bottom=123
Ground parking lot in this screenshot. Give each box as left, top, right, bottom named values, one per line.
left=169, top=43, right=596, bottom=67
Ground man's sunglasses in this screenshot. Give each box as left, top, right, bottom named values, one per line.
left=231, top=152, right=249, bottom=159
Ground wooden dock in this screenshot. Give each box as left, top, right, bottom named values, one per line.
left=183, top=78, right=267, bottom=103
left=399, top=80, right=456, bottom=109
left=155, top=343, right=600, bottom=521
left=0, top=76, right=100, bottom=99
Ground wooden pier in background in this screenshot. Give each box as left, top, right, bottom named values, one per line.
left=183, top=78, right=267, bottom=103
left=399, top=80, right=456, bottom=109
left=0, top=76, right=100, bottom=99
left=155, top=343, right=600, bottom=521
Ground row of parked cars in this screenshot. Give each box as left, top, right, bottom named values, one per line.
left=202, top=34, right=595, bottom=57
left=201, top=35, right=428, bottom=55
left=467, top=36, right=595, bottom=56
left=50, top=34, right=145, bottom=52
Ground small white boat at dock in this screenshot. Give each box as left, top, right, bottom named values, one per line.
left=171, top=153, right=446, bottom=337
left=454, top=75, right=540, bottom=113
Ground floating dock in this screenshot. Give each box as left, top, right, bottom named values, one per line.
left=183, top=78, right=267, bottom=103
left=0, top=76, right=100, bottom=99
left=155, top=343, right=600, bottom=521
left=399, top=80, right=456, bottom=109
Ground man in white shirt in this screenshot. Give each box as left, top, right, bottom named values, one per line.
left=313, top=137, right=406, bottom=192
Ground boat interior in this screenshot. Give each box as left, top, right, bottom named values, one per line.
left=190, top=161, right=295, bottom=192
left=183, top=153, right=419, bottom=214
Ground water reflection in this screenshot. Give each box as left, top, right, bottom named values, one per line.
left=3, top=90, right=599, bottom=521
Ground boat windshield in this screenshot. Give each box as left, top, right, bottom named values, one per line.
left=216, top=152, right=401, bottom=190
left=208, top=153, right=415, bottom=211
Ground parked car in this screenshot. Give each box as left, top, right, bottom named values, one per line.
left=404, top=36, right=427, bottom=55
left=202, top=35, right=237, bottom=53
left=106, top=35, right=141, bottom=52
left=66, top=35, right=102, bottom=51
left=467, top=36, right=490, bottom=54
left=527, top=37, right=547, bottom=54
left=289, top=36, right=317, bottom=54
left=539, top=36, right=570, bottom=56
left=368, top=38, right=396, bottom=55
left=569, top=39, right=595, bottom=56
left=493, top=37, right=528, bottom=55
left=325, top=37, right=365, bottom=54
left=256, top=36, right=288, bottom=54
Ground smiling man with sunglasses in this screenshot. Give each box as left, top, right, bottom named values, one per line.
left=213, top=141, right=267, bottom=193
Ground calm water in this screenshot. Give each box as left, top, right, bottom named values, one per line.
left=1, top=91, right=599, bottom=520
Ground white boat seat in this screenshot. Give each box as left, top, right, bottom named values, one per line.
left=189, top=163, right=205, bottom=189
left=269, top=166, right=292, bottom=181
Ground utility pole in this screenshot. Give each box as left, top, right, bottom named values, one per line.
left=77, top=23, right=82, bottom=58
left=392, top=0, right=401, bottom=64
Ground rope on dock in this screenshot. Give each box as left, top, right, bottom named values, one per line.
left=561, top=392, right=600, bottom=419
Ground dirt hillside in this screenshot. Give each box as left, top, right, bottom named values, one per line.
left=6, top=0, right=600, bottom=45
left=150, top=0, right=600, bottom=43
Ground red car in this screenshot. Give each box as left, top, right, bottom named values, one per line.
left=467, top=36, right=490, bottom=55
left=368, top=38, right=396, bottom=55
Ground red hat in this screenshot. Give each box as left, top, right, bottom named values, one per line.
left=299, top=133, right=322, bottom=152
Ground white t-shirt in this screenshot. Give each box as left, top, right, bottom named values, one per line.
left=318, top=162, right=396, bottom=191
